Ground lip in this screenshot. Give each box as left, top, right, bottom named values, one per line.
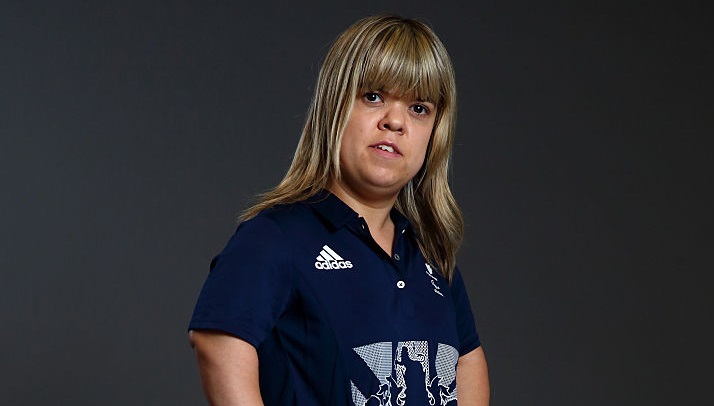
left=368, top=141, right=402, bottom=156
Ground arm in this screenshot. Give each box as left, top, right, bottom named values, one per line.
left=189, top=330, right=264, bottom=406
left=456, top=346, right=490, bottom=406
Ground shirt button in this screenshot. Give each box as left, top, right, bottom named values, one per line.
left=393, top=253, right=400, bottom=261
left=396, top=280, right=405, bottom=289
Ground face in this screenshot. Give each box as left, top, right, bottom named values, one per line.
left=332, top=90, right=437, bottom=203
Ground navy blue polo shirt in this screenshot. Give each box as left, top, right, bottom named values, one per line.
left=189, top=192, right=480, bottom=405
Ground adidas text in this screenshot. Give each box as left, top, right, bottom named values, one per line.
left=314, top=260, right=353, bottom=270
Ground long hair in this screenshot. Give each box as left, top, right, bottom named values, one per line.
left=241, top=15, right=463, bottom=281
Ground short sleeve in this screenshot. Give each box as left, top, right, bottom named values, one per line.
left=449, top=266, right=481, bottom=355
left=188, top=215, right=293, bottom=348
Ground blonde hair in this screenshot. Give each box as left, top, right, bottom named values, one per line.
left=241, top=15, right=463, bottom=281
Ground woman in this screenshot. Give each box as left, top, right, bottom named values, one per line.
left=189, top=15, right=489, bottom=405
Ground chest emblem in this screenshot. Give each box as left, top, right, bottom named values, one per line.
left=351, top=341, right=459, bottom=405
left=314, top=244, right=354, bottom=270
left=425, top=263, right=444, bottom=297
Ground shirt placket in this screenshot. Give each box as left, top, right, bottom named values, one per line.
left=349, top=217, right=412, bottom=314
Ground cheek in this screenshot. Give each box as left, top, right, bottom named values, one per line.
left=411, top=128, right=434, bottom=169
left=338, top=132, right=362, bottom=171
left=410, top=138, right=431, bottom=174
left=417, top=129, right=433, bottom=156
left=339, top=134, right=356, bottom=159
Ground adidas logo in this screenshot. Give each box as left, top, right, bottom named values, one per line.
left=314, top=245, right=353, bottom=270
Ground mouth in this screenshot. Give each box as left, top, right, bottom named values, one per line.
left=370, top=142, right=401, bottom=155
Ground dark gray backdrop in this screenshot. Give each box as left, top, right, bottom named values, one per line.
left=2, top=1, right=711, bottom=405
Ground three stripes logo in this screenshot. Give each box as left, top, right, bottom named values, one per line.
left=314, top=245, right=354, bottom=270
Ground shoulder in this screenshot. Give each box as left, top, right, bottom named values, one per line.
left=257, top=201, right=313, bottom=225
left=246, top=201, right=323, bottom=234
left=448, top=266, right=469, bottom=294
left=210, top=205, right=312, bottom=277
left=228, top=201, right=325, bottom=247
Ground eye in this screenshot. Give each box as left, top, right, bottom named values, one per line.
left=363, top=92, right=383, bottom=103
left=410, top=103, right=430, bottom=115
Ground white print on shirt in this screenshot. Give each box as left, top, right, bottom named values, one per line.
left=351, top=341, right=459, bottom=406
left=425, top=263, right=444, bottom=297
left=314, top=244, right=354, bottom=270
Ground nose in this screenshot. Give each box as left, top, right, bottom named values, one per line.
left=378, top=105, right=405, bottom=134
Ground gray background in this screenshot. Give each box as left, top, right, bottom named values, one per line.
left=1, top=0, right=711, bottom=405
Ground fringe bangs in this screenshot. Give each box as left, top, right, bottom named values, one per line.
left=358, top=24, right=446, bottom=106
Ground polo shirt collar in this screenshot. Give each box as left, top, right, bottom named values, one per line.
left=307, top=190, right=412, bottom=234
left=308, top=190, right=358, bottom=230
